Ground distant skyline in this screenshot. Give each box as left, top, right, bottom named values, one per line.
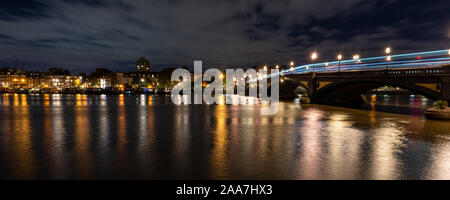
left=0, top=0, right=449, bottom=73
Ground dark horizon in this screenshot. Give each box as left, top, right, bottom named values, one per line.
left=0, top=0, right=449, bottom=73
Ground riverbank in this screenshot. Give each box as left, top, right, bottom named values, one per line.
left=0, top=88, right=172, bottom=95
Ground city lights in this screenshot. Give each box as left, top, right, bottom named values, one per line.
left=1, top=49, right=449, bottom=95
left=311, top=52, right=318, bottom=60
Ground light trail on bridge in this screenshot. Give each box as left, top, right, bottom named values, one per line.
left=262, top=49, right=450, bottom=79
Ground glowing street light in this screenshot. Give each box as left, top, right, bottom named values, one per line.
left=275, top=65, right=279, bottom=69
left=337, top=54, right=343, bottom=72
left=263, top=66, right=267, bottom=71
left=385, top=47, right=391, bottom=54
left=311, top=52, right=318, bottom=60
left=310, top=52, right=318, bottom=72
left=353, top=54, right=360, bottom=60
left=385, top=47, right=392, bottom=70
left=219, top=73, right=224, bottom=79
left=448, top=49, right=450, bottom=55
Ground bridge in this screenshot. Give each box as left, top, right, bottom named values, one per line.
left=269, top=49, right=450, bottom=105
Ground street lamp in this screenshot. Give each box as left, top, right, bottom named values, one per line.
left=311, top=52, right=318, bottom=72
left=290, top=61, right=294, bottom=74
left=311, top=52, right=318, bottom=60
left=385, top=47, right=392, bottom=70
left=385, top=47, right=391, bottom=54
left=337, top=54, right=343, bottom=72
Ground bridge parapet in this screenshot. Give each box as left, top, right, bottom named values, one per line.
left=290, top=67, right=446, bottom=78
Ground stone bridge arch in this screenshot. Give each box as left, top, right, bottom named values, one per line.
left=312, top=79, right=440, bottom=105
left=255, top=78, right=310, bottom=100
left=275, top=79, right=309, bottom=100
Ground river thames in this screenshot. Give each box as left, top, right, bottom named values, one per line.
left=0, top=93, right=449, bottom=180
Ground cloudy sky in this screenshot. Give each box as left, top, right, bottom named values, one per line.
left=0, top=0, right=449, bottom=73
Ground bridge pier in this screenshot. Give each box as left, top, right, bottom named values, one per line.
left=440, top=66, right=450, bottom=102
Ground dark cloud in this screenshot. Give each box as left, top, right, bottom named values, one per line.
left=231, top=2, right=283, bottom=41
left=0, top=0, right=49, bottom=20
left=63, top=0, right=106, bottom=8
left=0, top=0, right=448, bottom=73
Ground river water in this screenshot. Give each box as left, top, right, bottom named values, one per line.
left=0, top=93, right=449, bottom=180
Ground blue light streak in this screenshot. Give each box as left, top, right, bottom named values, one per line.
left=264, top=49, right=450, bottom=78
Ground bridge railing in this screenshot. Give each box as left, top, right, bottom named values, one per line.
left=270, top=49, right=450, bottom=77
left=302, top=67, right=446, bottom=77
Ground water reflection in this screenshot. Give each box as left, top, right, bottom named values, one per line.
left=369, top=122, right=405, bottom=179
left=326, top=113, right=364, bottom=179
left=74, top=96, right=92, bottom=179
left=98, top=95, right=110, bottom=178
left=49, top=100, right=66, bottom=178
left=11, top=94, right=35, bottom=179
left=139, top=97, right=155, bottom=177
left=211, top=104, right=228, bottom=179
left=297, top=108, right=324, bottom=179
left=0, top=94, right=449, bottom=179
left=428, top=144, right=450, bottom=180
left=116, top=94, right=128, bottom=176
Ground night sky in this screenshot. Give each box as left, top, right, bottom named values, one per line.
left=0, top=0, right=449, bottom=73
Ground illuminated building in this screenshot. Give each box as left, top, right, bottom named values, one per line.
left=137, top=57, right=150, bottom=72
